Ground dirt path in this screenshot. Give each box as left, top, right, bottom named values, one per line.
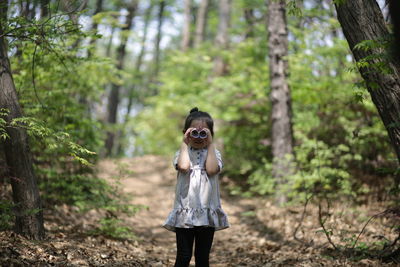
left=97, top=156, right=392, bottom=267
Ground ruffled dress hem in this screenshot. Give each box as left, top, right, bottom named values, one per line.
left=163, top=207, right=229, bottom=232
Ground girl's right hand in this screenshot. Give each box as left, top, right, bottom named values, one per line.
left=183, top=128, right=193, bottom=145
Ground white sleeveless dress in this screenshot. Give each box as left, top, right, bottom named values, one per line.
left=163, top=146, right=229, bottom=232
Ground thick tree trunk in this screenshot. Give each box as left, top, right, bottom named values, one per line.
left=105, top=0, right=138, bottom=157
left=181, top=0, right=191, bottom=51
left=213, top=0, right=231, bottom=76
left=267, top=0, right=294, bottom=205
left=194, top=0, right=208, bottom=47
left=0, top=6, right=45, bottom=239
left=335, top=0, right=400, bottom=166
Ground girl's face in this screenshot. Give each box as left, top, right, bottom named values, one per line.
left=188, top=119, right=209, bottom=149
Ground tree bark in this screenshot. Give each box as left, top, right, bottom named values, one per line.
left=0, top=4, right=45, bottom=240
left=194, top=0, right=208, bottom=47
left=335, top=0, right=400, bottom=166
left=105, top=0, right=138, bottom=156
left=181, top=0, right=191, bottom=51
left=267, top=0, right=295, bottom=205
left=213, top=0, right=231, bottom=76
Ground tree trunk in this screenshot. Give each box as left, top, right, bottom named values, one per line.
left=244, top=7, right=255, bottom=39
left=325, top=0, right=345, bottom=79
left=181, top=0, right=191, bottom=51
left=105, top=0, right=138, bottom=157
left=126, top=2, right=153, bottom=117
left=153, top=0, right=166, bottom=81
left=20, top=1, right=31, bottom=19
left=267, top=0, right=295, bottom=205
left=87, top=0, right=104, bottom=58
left=213, top=0, right=231, bottom=76
left=106, top=26, right=115, bottom=58
left=194, top=0, right=208, bottom=47
left=40, top=0, right=50, bottom=18
left=30, top=1, right=38, bottom=20
left=335, top=0, right=400, bottom=166
left=0, top=5, right=45, bottom=240
left=79, top=0, right=104, bottom=114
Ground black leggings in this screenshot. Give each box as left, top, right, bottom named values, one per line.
left=174, top=226, right=215, bottom=267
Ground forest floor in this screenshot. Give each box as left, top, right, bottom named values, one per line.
left=2, top=155, right=400, bottom=266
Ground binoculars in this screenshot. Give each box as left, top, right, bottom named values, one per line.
left=190, top=129, right=208, bottom=139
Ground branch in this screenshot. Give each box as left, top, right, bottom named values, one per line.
left=293, top=193, right=313, bottom=245
left=351, top=210, right=387, bottom=249
left=318, top=201, right=338, bottom=250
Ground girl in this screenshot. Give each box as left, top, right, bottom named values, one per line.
left=163, top=107, right=229, bottom=267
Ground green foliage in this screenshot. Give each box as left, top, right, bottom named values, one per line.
left=39, top=172, right=142, bottom=239
left=0, top=109, right=9, bottom=141
left=89, top=217, right=135, bottom=240
left=332, top=0, right=346, bottom=5
left=287, top=0, right=303, bottom=17
left=287, top=132, right=354, bottom=199
left=4, top=7, right=140, bottom=239
left=4, top=13, right=82, bottom=46
left=11, top=38, right=114, bottom=218
left=40, top=174, right=101, bottom=208
left=353, top=38, right=391, bottom=52
left=247, top=131, right=356, bottom=199
left=9, top=116, right=96, bottom=166
left=352, top=38, right=395, bottom=76
left=11, top=37, right=114, bottom=167
left=0, top=200, right=14, bottom=231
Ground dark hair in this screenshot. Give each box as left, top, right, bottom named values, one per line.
left=183, top=107, right=214, bottom=136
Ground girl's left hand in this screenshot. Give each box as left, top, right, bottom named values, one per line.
left=203, top=128, right=213, bottom=146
